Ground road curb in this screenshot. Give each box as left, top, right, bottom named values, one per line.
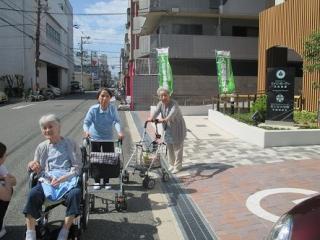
left=124, top=111, right=185, bottom=240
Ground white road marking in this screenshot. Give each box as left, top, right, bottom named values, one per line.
left=246, top=188, right=318, bottom=222
left=11, top=104, right=34, bottom=110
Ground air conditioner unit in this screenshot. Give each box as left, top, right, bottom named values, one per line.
left=171, top=8, right=179, bottom=13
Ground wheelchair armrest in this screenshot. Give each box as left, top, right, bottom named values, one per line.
left=29, top=171, right=39, bottom=189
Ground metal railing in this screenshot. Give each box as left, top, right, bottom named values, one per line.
left=152, top=92, right=305, bottom=113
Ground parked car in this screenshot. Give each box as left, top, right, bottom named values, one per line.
left=70, top=81, right=84, bottom=94
left=267, top=194, right=320, bottom=240
left=0, top=91, right=8, bottom=103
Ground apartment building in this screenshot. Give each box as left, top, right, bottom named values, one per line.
left=0, top=0, right=74, bottom=93
left=124, top=0, right=271, bottom=109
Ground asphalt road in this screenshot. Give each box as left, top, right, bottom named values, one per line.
left=0, top=92, right=160, bottom=240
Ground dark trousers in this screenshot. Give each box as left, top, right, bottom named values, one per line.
left=23, top=183, right=81, bottom=219
left=91, top=142, right=114, bottom=184
left=0, top=200, right=9, bottom=228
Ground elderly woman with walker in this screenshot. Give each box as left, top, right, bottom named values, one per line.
left=148, top=87, right=187, bottom=174
left=83, top=88, right=124, bottom=190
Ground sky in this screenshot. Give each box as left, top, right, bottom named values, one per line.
left=69, top=0, right=128, bottom=77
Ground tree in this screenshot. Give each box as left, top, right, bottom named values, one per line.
left=304, top=31, right=320, bottom=72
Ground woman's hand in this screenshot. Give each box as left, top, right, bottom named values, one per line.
left=50, top=175, right=67, bottom=187
left=158, top=117, right=168, bottom=123
left=50, top=178, right=60, bottom=187
left=118, top=132, right=124, bottom=140
left=4, top=174, right=16, bottom=187
left=28, top=160, right=41, bottom=173
left=83, top=131, right=90, bottom=138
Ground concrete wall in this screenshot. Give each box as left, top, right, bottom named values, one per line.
left=0, top=0, right=73, bottom=93
left=0, top=0, right=35, bottom=88
left=208, top=109, right=320, bottom=147
left=133, top=75, right=257, bottom=109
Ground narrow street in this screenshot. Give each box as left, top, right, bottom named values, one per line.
left=0, top=93, right=163, bottom=239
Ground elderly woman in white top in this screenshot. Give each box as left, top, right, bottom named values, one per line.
left=23, top=114, right=82, bottom=240
left=148, top=87, right=187, bottom=174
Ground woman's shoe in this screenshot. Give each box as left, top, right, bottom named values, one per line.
left=171, top=166, right=182, bottom=174
left=93, top=183, right=101, bottom=190
left=104, top=184, right=112, bottom=190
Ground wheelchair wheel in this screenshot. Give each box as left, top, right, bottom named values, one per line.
left=69, top=224, right=82, bottom=240
left=143, top=176, right=155, bottom=189
left=81, top=192, right=90, bottom=230
left=35, top=224, right=49, bottom=240
left=89, top=194, right=95, bottom=211
left=115, top=193, right=127, bottom=212
left=162, top=171, right=169, bottom=182
left=122, top=170, right=129, bottom=183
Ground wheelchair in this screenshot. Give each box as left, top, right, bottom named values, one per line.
left=28, top=167, right=90, bottom=240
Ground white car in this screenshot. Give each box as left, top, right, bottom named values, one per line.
left=0, top=91, right=8, bottom=103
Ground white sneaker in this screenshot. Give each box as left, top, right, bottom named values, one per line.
left=172, top=166, right=182, bottom=174
left=168, top=166, right=174, bottom=172
left=104, top=184, right=112, bottom=190
left=0, top=226, right=6, bottom=239
left=93, top=183, right=101, bottom=190
left=25, top=230, right=36, bottom=240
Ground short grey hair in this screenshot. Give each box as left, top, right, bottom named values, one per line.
left=39, top=114, right=60, bottom=128
left=157, top=87, right=170, bottom=96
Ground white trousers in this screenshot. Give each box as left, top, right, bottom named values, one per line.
left=167, top=142, right=184, bottom=169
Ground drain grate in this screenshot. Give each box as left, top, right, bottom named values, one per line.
left=131, top=112, right=218, bottom=240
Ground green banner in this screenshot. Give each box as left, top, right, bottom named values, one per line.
left=215, top=50, right=235, bottom=94
left=156, top=48, right=173, bottom=95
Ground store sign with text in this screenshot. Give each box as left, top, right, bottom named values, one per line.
left=266, top=68, right=295, bottom=121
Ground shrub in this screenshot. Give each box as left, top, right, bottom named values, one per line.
left=251, top=95, right=267, bottom=122
left=294, top=110, right=317, bottom=128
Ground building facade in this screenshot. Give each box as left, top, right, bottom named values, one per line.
left=0, top=0, right=74, bottom=94
left=124, top=0, right=270, bottom=109
left=258, top=0, right=320, bottom=111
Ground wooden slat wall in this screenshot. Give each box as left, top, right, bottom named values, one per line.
left=258, top=0, right=320, bottom=111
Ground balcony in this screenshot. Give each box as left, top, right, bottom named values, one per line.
left=132, top=16, right=146, bottom=34
left=134, top=34, right=258, bottom=60
left=138, top=0, right=264, bottom=16
left=139, top=0, right=220, bottom=15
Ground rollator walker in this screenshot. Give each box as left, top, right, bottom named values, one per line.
left=122, top=119, right=169, bottom=189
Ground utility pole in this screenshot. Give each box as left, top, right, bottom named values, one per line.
left=80, top=36, right=90, bottom=88
left=35, top=0, right=41, bottom=91
left=80, top=37, right=84, bottom=88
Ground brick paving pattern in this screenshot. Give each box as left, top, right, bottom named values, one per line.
left=131, top=111, right=320, bottom=240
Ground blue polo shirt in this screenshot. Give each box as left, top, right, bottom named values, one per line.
left=83, top=103, right=121, bottom=140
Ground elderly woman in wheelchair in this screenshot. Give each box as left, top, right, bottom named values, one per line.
left=23, top=114, right=84, bottom=240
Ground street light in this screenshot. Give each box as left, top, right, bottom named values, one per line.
left=80, top=36, right=90, bottom=88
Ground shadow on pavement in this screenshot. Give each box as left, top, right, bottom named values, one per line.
left=179, top=162, right=233, bottom=186
left=83, top=218, right=158, bottom=240
left=2, top=225, right=25, bottom=240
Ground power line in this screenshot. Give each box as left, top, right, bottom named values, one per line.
left=0, top=15, right=34, bottom=40
left=0, top=23, right=34, bottom=28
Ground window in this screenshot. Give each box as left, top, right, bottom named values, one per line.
left=172, top=24, right=203, bottom=35
left=232, top=26, right=259, bottom=37
left=46, top=23, right=61, bottom=44
left=209, top=0, right=227, bottom=9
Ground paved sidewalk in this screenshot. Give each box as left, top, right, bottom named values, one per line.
left=130, top=111, right=320, bottom=240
